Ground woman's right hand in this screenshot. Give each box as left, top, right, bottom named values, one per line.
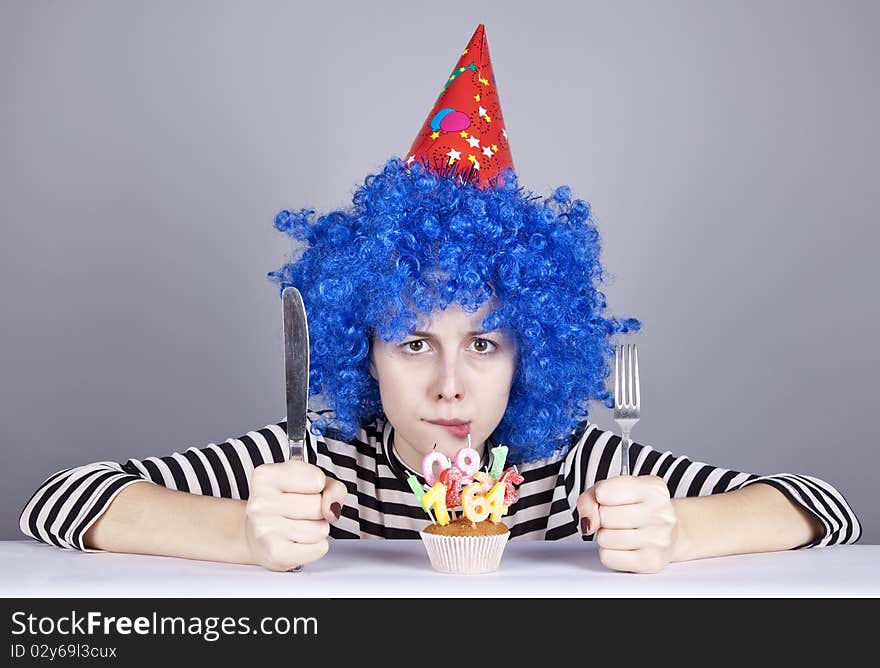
left=244, top=459, right=348, bottom=571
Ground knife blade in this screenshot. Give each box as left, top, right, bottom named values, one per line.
left=282, top=286, right=309, bottom=462
left=282, top=286, right=309, bottom=573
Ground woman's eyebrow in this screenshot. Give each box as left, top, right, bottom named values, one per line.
left=409, top=330, right=492, bottom=338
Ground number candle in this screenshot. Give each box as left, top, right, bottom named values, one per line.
left=499, top=466, right=525, bottom=505
left=461, top=482, right=490, bottom=522
left=439, top=466, right=462, bottom=508
left=488, top=445, right=509, bottom=479
left=421, top=482, right=450, bottom=526
left=405, top=473, right=425, bottom=505
left=472, top=471, right=494, bottom=494
left=485, top=481, right=507, bottom=522
left=422, top=451, right=450, bottom=486
left=453, top=446, right=480, bottom=483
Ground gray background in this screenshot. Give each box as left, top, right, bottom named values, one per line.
left=2, top=1, right=877, bottom=543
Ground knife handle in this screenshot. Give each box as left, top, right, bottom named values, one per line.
left=286, top=438, right=307, bottom=573
left=288, top=438, right=306, bottom=462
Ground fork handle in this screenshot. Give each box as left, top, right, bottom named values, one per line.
left=619, top=430, right=632, bottom=476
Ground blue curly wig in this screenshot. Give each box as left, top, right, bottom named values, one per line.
left=267, top=158, right=641, bottom=464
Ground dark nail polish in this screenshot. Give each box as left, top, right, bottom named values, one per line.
left=580, top=517, right=592, bottom=535
left=330, top=502, right=341, bottom=520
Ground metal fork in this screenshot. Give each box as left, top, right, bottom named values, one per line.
left=614, top=343, right=641, bottom=476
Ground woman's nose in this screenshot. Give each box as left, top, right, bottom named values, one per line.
left=431, top=357, right=465, bottom=400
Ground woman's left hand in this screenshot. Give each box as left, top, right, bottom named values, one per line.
left=576, top=475, right=680, bottom=574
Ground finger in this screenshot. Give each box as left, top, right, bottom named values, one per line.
left=598, top=547, right=666, bottom=575
left=283, top=518, right=331, bottom=545
left=321, top=476, right=349, bottom=523
left=575, top=488, right=601, bottom=536
left=595, top=527, right=653, bottom=551
left=267, top=539, right=330, bottom=572
left=278, top=492, right=325, bottom=520
left=594, top=475, right=666, bottom=506
left=598, top=502, right=654, bottom=529
left=274, top=461, right=327, bottom=494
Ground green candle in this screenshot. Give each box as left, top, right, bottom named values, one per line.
left=488, top=445, right=508, bottom=479
left=406, top=474, right=425, bottom=505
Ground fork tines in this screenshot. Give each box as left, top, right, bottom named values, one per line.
left=613, top=343, right=641, bottom=476
left=614, top=343, right=640, bottom=416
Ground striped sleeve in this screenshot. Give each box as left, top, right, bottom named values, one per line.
left=561, top=424, right=862, bottom=549
left=18, top=422, right=292, bottom=553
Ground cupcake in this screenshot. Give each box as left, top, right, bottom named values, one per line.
left=407, top=441, right=524, bottom=574
left=420, top=516, right=511, bottom=574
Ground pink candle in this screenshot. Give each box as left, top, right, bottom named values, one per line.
left=421, top=450, right=450, bottom=486
left=453, top=446, right=480, bottom=483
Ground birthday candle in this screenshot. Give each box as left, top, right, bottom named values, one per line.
left=422, top=451, right=451, bottom=486
left=405, top=473, right=425, bottom=505
left=498, top=465, right=524, bottom=505
left=439, top=466, right=462, bottom=508
left=488, top=445, right=509, bottom=479
left=421, top=482, right=450, bottom=526
left=460, top=482, right=490, bottom=522
left=485, top=481, right=507, bottom=523
left=453, top=446, right=480, bottom=483
left=472, top=471, right=494, bottom=494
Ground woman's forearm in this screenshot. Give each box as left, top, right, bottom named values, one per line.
left=671, top=482, right=824, bottom=563
left=83, top=481, right=256, bottom=566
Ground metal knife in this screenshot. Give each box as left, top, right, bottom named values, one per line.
left=283, top=286, right=309, bottom=460
left=282, top=286, right=309, bottom=572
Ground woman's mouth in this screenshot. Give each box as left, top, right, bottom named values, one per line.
left=427, top=421, right=471, bottom=439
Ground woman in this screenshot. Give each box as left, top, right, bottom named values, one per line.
left=18, top=26, right=861, bottom=574
left=19, top=158, right=860, bottom=573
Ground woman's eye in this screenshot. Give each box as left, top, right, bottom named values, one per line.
left=401, top=338, right=497, bottom=355
left=471, top=338, right=497, bottom=354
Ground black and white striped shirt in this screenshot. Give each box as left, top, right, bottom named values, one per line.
left=19, top=408, right=862, bottom=551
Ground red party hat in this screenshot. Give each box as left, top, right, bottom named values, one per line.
left=404, top=24, right=513, bottom=188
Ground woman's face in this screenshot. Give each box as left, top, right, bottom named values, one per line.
left=369, top=300, right=517, bottom=470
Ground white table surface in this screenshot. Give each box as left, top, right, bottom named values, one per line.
left=1, top=540, right=878, bottom=598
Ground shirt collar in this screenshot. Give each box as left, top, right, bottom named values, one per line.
left=380, top=416, right=500, bottom=484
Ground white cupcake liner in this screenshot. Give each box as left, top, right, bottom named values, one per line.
left=418, top=529, right=510, bottom=574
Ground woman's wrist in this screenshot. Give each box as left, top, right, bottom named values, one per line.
left=669, top=498, right=692, bottom=563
